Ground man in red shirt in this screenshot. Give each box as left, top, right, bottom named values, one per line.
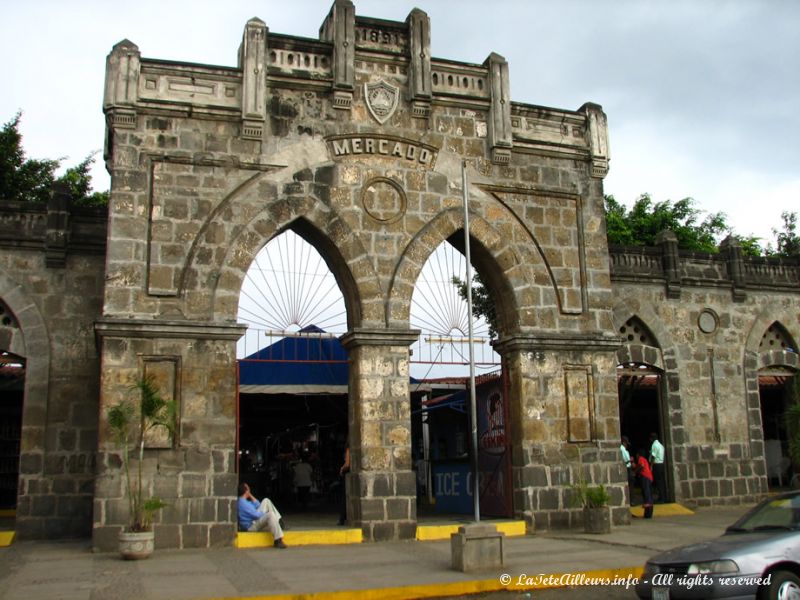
left=631, top=449, right=654, bottom=518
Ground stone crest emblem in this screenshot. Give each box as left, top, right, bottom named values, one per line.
left=364, top=80, right=399, bottom=124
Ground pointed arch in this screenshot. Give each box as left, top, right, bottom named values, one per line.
left=387, top=207, right=557, bottom=333
left=179, top=177, right=381, bottom=328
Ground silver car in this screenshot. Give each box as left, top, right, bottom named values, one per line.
left=636, top=490, right=800, bottom=600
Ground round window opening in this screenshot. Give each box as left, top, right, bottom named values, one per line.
left=698, top=309, right=719, bottom=334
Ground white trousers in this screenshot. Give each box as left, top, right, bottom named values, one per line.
left=248, top=497, right=284, bottom=540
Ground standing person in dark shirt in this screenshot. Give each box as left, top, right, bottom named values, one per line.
left=649, top=432, right=667, bottom=503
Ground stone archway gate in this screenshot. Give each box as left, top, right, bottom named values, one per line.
left=93, top=0, right=622, bottom=550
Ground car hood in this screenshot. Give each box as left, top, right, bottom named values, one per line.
left=648, top=531, right=793, bottom=564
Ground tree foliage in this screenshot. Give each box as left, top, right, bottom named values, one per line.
left=771, top=211, right=800, bottom=258
left=451, top=273, right=499, bottom=340
left=604, top=194, right=730, bottom=253
left=1, top=112, right=108, bottom=206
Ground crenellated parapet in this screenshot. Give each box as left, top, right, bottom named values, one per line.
left=102, top=1, right=610, bottom=174
left=609, top=235, right=800, bottom=299
left=0, top=195, right=107, bottom=265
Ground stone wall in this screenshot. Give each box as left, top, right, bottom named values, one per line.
left=610, top=241, right=800, bottom=507
left=0, top=192, right=107, bottom=538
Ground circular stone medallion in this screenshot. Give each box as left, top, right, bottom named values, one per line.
left=361, top=177, right=406, bottom=224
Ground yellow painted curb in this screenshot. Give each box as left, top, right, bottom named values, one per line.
left=629, top=503, right=694, bottom=518
left=416, top=520, right=526, bottom=541
left=0, top=509, right=15, bottom=518
left=236, top=528, right=363, bottom=548
left=0, top=531, right=15, bottom=547
left=209, top=565, right=644, bottom=600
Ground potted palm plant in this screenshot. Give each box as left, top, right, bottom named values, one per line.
left=107, top=374, right=176, bottom=559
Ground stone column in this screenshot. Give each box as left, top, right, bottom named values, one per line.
left=494, top=333, right=625, bottom=530
left=340, top=328, right=419, bottom=541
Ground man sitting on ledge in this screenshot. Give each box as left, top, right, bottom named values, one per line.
left=237, top=482, right=287, bottom=549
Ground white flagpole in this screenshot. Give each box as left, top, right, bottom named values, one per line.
left=461, top=160, right=480, bottom=523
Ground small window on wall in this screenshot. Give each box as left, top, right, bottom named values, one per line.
left=759, top=322, right=797, bottom=354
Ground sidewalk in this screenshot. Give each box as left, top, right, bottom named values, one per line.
left=0, top=505, right=751, bottom=600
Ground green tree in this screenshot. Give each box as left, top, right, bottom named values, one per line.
left=771, top=211, right=800, bottom=258
left=0, top=112, right=59, bottom=203
left=0, top=112, right=107, bottom=206
left=604, top=194, right=730, bottom=253
left=452, top=273, right=499, bottom=340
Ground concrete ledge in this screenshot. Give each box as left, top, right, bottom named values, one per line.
left=248, top=565, right=645, bottom=600
left=416, top=520, right=525, bottom=541
left=237, top=521, right=527, bottom=547
left=629, top=503, right=694, bottom=518
left=236, top=528, right=363, bottom=548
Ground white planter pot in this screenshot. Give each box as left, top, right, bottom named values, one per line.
left=118, top=530, right=154, bottom=560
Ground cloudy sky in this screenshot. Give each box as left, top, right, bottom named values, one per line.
left=2, top=0, right=798, bottom=245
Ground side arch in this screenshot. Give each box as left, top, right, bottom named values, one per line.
left=0, top=270, right=51, bottom=511
left=387, top=207, right=558, bottom=333
left=743, top=306, right=800, bottom=484
left=612, top=299, right=685, bottom=501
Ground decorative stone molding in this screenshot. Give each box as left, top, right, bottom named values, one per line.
left=340, top=328, right=420, bottom=349
left=94, top=318, right=246, bottom=341
left=494, top=331, right=621, bottom=354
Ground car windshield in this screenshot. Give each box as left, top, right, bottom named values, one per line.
left=728, top=494, right=800, bottom=532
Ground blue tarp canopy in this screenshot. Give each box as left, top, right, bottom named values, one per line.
left=238, top=325, right=349, bottom=395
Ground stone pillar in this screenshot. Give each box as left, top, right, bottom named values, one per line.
left=340, top=328, right=419, bottom=541
left=92, top=319, right=245, bottom=551
left=655, top=230, right=681, bottom=299
left=484, top=52, right=512, bottom=164
left=720, top=235, right=747, bottom=302
left=406, top=8, right=431, bottom=119
left=494, top=333, right=626, bottom=530
left=319, top=0, right=355, bottom=110
left=580, top=103, right=610, bottom=179
left=45, top=181, right=70, bottom=269
left=238, top=17, right=267, bottom=140
left=103, top=39, right=140, bottom=130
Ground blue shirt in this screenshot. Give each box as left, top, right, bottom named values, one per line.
left=237, top=497, right=263, bottom=531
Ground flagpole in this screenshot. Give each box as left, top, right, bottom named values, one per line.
left=461, top=160, right=480, bottom=523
